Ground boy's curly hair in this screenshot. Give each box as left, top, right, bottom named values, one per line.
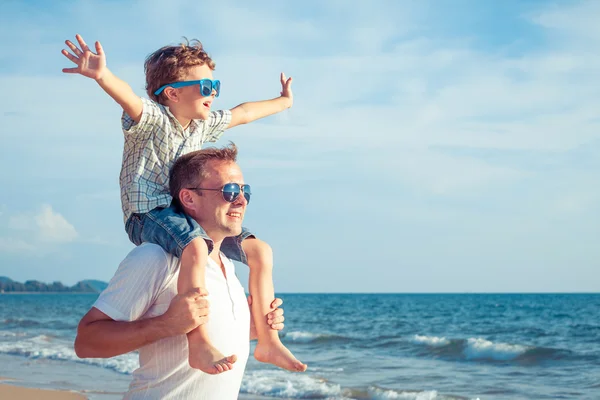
left=144, top=38, right=216, bottom=104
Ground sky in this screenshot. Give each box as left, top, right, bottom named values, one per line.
left=0, top=0, right=598, bottom=292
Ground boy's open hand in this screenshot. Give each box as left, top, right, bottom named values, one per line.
left=280, top=72, right=293, bottom=108
left=62, top=34, right=107, bottom=80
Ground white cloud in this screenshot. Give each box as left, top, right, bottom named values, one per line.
left=6, top=205, right=78, bottom=244
left=0, top=238, right=36, bottom=253
left=36, top=205, right=79, bottom=243
left=529, top=0, right=600, bottom=42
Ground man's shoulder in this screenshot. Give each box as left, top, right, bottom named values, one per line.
left=124, top=243, right=176, bottom=268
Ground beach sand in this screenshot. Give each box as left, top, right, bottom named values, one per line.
left=0, top=382, right=86, bottom=399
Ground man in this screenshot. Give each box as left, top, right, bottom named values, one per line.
left=75, top=143, right=286, bottom=399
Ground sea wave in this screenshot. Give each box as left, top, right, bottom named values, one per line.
left=282, top=331, right=352, bottom=344
left=0, top=334, right=138, bottom=374
left=464, top=338, right=527, bottom=361
left=368, top=387, right=477, bottom=400
left=0, top=331, right=28, bottom=338
left=411, top=335, right=451, bottom=347
left=241, top=371, right=477, bottom=400
left=2, top=318, right=75, bottom=330
left=410, top=335, right=570, bottom=364
left=369, top=388, right=440, bottom=400
left=241, top=370, right=350, bottom=399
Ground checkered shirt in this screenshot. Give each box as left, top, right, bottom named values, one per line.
left=119, top=98, right=232, bottom=222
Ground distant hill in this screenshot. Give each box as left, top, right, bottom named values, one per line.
left=80, top=279, right=109, bottom=292
left=0, top=278, right=108, bottom=293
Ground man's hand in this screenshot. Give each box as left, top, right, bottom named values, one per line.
left=159, top=287, right=209, bottom=336
left=248, top=296, right=285, bottom=340
left=62, top=34, right=107, bottom=80
left=280, top=72, right=293, bottom=109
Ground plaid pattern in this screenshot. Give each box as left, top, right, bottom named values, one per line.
left=119, top=98, right=232, bottom=222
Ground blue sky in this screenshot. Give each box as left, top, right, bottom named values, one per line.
left=0, top=0, right=598, bottom=292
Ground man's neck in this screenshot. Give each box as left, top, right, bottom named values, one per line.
left=209, top=240, right=226, bottom=276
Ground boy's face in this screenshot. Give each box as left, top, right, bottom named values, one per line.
left=172, top=63, right=216, bottom=121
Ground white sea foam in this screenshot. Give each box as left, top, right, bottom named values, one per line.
left=369, top=387, right=439, bottom=400
left=241, top=370, right=349, bottom=398
left=411, top=335, right=450, bottom=347
left=308, top=366, right=344, bottom=373
left=0, top=334, right=138, bottom=374
left=0, top=331, right=27, bottom=338
left=283, top=330, right=337, bottom=343
left=369, top=387, right=481, bottom=400
left=464, top=338, right=528, bottom=361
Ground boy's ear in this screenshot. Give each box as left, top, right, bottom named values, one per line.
left=164, top=87, right=179, bottom=103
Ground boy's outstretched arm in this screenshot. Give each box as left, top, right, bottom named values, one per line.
left=62, top=34, right=143, bottom=123
left=228, top=72, right=293, bottom=128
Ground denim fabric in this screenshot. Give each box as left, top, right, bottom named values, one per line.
left=125, top=204, right=253, bottom=263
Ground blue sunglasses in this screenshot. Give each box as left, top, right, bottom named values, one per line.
left=187, top=183, right=251, bottom=204
left=154, top=79, right=221, bottom=97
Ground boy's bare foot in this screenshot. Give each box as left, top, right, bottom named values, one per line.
left=189, top=340, right=237, bottom=374
left=254, top=341, right=307, bottom=372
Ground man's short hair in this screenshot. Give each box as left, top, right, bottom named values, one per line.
left=144, top=38, right=216, bottom=104
left=169, top=142, right=239, bottom=209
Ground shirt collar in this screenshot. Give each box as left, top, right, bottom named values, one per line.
left=162, top=105, right=202, bottom=134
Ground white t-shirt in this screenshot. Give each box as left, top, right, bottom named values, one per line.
left=93, top=243, right=250, bottom=400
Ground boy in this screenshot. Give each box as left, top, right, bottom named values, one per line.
left=61, top=34, right=306, bottom=374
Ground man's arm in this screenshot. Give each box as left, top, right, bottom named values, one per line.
left=62, top=34, right=143, bottom=123
left=228, top=72, right=293, bottom=129
left=75, top=288, right=209, bottom=358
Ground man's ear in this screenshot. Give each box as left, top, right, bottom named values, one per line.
left=164, top=87, right=179, bottom=103
left=179, top=189, right=197, bottom=210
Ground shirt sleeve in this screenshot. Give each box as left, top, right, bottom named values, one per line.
left=121, top=98, right=167, bottom=137
left=93, top=244, right=171, bottom=322
left=202, top=109, right=232, bottom=143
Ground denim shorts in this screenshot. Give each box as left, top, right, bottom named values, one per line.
left=125, top=204, right=254, bottom=264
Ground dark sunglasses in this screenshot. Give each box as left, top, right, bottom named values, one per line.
left=188, top=183, right=251, bottom=204
left=154, top=79, right=221, bottom=97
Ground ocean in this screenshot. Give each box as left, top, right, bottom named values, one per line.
left=0, top=293, right=598, bottom=399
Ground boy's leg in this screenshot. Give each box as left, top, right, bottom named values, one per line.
left=241, top=238, right=307, bottom=372
left=142, top=206, right=236, bottom=374
left=179, top=239, right=237, bottom=374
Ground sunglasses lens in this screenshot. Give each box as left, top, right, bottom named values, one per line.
left=214, top=80, right=220, bottom=97
left=222, top=183, right=240, bottom=202
left=242, top=184, right=251, bottom=204
left=200, top=81, right=212, bottom=97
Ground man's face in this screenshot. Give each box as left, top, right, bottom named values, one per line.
left=175, top=64, right=216, bottom=121
left=193, top=160, right=247, bottom=240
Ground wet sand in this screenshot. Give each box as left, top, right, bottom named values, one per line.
left=0, top=382, right=86, bottom=399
